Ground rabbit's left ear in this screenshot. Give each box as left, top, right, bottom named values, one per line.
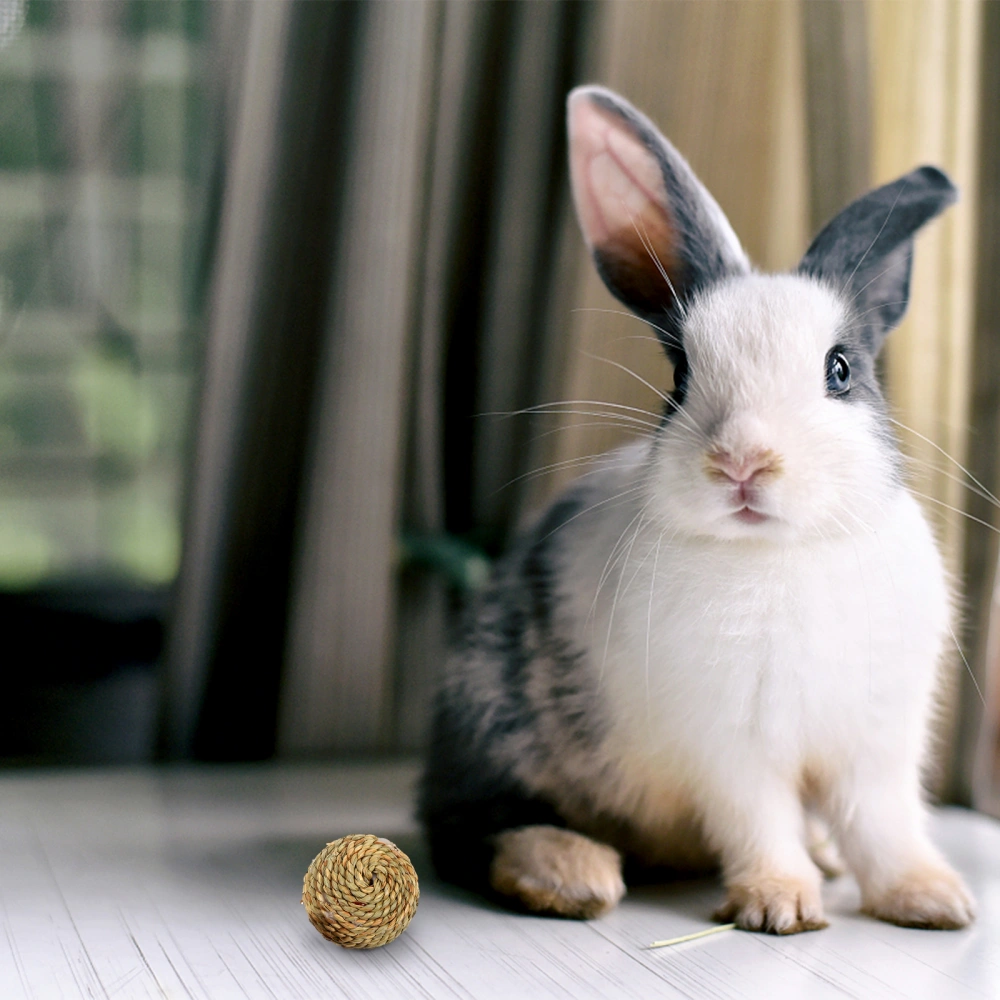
left=798, top=167, right=957, bottom=351
left=568, top=86, right=750, bottom=351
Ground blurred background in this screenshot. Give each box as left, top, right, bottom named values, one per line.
left=1, top=0, right=999, bottom=816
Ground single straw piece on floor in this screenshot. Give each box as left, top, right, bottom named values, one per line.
left=648, top=923, right=736, bottom=948
left=302, top=834, right=419, bottom=948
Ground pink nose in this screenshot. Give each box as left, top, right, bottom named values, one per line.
left=706, top=448, right=781, bottom=485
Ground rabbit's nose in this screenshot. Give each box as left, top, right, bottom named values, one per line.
left=705, top=448, right=782, bottom=485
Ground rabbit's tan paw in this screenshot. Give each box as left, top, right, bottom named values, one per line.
left=490, top=825, right=624, bottom=919
left=715, top=873, right=827, bottom=935
left=863, top=863, right=975, bottom=929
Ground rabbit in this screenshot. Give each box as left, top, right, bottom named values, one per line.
left=419, top=84, right=975, bottom=935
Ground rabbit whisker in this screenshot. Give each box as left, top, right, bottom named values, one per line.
left=539, top=483, right=647, bottom=544
left=660, top=396, right=706, bottom=442
left=837, top=299, right=910, bottom=333
left=842, top=181, right=906, bottom=298
left=626, top=205, right=685, bottom=321
left=577, top=353, right=711, bottom=444
left=833, top=501, right=878, bottom=536
left=602, top=501, right=652, bottom=684
left=849, top=254, right=908, bottom=308
left=529, top=421, right=659, bottom=445
left=492, top=399, right=665, bottom=423
left=590, top=500, right=653, bottom=624
left=946, top=620, right=986, bottom=708
left=900, top=454, right=1000, bottom=511
left=889, top=417, right=1000, bottom=508
left=504, top=406, right=660, bottom=430
left=581, top=351, right=670, bottom=404
left=570, top=306, right=676, bottom=345
left=906, top=489, right=1000, bottom=536
left=494, top=450, right=648, bottom=495
left=833, top=483, right=887, bottom=523
left=646, top=529, right=665, bottom=738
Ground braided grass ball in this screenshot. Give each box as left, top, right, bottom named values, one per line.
left=302, top=834, right=419, bottom=949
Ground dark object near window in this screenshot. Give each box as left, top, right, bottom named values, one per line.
left=0, top=584, right=165, bottom=764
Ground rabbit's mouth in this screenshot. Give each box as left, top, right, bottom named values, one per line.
left=733, top=506, right=768, bottom=525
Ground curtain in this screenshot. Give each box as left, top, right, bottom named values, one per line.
left=167, top=0, right=996, bottom=806
left=163, top=0, right=361, bottom=759
left=277, top=1, right=590, bottom=754
left=968, top=0, right=1000, bottom=817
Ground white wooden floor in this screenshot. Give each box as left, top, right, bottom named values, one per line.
left=2, top=761, right=999, bottom=1000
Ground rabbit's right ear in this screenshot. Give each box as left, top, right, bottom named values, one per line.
left=567, top=86, right=750, bottom=349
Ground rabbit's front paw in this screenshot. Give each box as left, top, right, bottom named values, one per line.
left=863, top=863, right=975, bottom=929
left=490, top=825, right=624, bottom=919
left=714, top=872, right=827, bottom=935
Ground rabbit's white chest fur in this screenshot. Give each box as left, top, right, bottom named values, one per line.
left=559, top=442, right=948, bottom=834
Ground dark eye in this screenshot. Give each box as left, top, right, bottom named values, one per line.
left=825, top=349, right=851, bottom=395
left=671, top=354, right=689, bottom=396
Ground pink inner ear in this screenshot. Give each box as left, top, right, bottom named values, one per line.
left=568, top=96, right=679, bottom=283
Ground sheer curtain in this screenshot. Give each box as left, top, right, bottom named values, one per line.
left=0, top=0, right=221, bottom=763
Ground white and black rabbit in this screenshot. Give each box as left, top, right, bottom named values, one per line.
left=419, top=85, right=975, bottom=935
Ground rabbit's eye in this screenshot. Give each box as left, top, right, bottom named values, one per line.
left=825, top=350, right=851, bottom=395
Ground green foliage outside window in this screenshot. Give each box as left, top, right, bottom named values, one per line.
left=0, top=0, right=214, bottom=588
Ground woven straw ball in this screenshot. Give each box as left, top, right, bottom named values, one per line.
left=302, top=834, right=419, bottom=949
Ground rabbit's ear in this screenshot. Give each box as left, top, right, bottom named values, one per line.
left=798, top=167, right=957, bottom=351
left=567, top=86, right=750, bottom=349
